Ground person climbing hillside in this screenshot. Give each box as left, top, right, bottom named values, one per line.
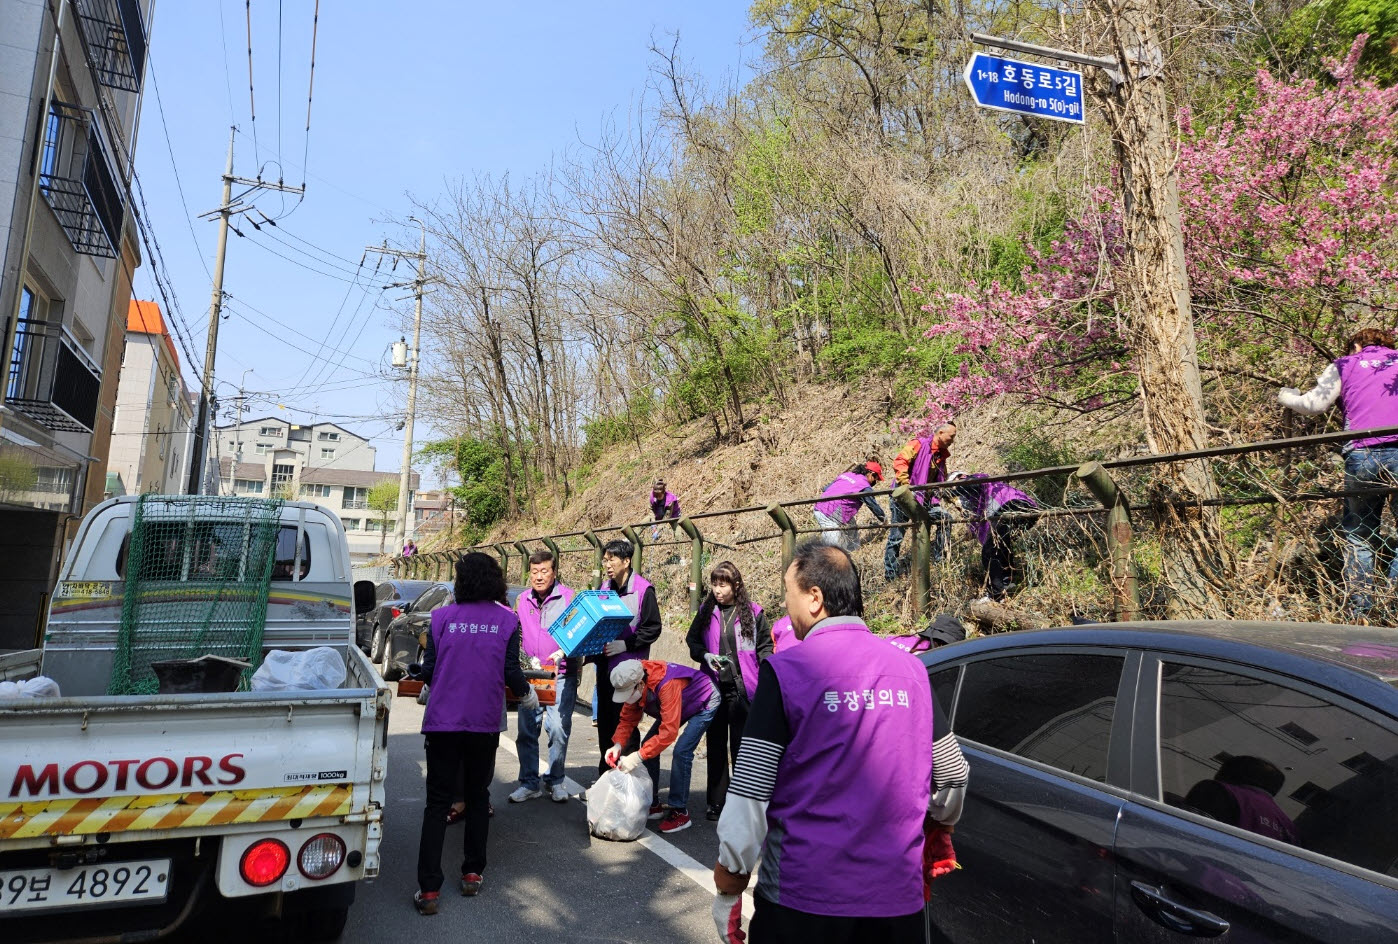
left=649, top=480, right=681, bottom=540
left=1279, top=327, right=1398, bottom=615
left=946, top=472, right=1041, bottom=602
left=813, top=463, right=886, bottom=549
left=885, top=422, right=956, bottom=581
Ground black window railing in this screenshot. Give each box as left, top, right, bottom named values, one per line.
left=4, top=318, right=102, bottom=433
left=73, top=0, right=147, bottom=93
left=37, top=103, right=125, bottom=258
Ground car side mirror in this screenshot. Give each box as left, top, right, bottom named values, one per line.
left=353, top=580, right=376, bottom=616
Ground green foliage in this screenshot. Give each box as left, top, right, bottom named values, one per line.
left=666, top=297, right=779, bottom=425
left=1278, top=0, right=1398, bottom=83
left=819, top=326, right=965, bottom=412
left=581, top=393, right=656, bottom=465
left=999, top=425, right=1088, bottom=505
left=419, top=436, right=523, bottom=543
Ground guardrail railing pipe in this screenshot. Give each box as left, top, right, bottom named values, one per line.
left=892, top=486, right=932, bottom=618
left=1074, top=461, right=1140, bottom=621
left=494, top=543, right=510, bottom=579
left=583, top=530, right=604, bottom=589
left=766, top=503, right=798, bottom=583
left=621, top=525, right=644, bottom=576
left=677, top=516, right=705, bottom=616
left=513, top=540, right=531, bottom=585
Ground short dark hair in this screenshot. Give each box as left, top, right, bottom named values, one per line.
left=527, top=548, right=556, bottom=568
left=788, top=541, right=862, bottom=618
left=454, top=552, right=508, bottom=605
left=1347, top=328, right=1395, bottom=352
left=602, top=539, right=633, bottom=561
left=1216, top=755, right=1286, bottom=796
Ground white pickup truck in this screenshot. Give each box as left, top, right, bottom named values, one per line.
left=0, top=496, right=388, bottom=943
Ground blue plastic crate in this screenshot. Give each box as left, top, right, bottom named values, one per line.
left=548, top=590, right=633, bottom=658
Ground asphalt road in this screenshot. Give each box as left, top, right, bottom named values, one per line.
left=336, top=686, right=743, bottom=944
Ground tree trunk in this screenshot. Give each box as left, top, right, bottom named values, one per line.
left=1089, top=0, right=1232, bottom=615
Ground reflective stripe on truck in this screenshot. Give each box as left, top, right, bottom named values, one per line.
left=0, top=784, right=353, bottom=839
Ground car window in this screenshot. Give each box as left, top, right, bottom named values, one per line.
left=117, top=523, right=306, bottom=581
left=376, top=582, right=395, bottom=602
left=930, top=667, right=959, bottom=723
left=1158, top=662, right=1398, bottom=877
left=269, top=526, right=309, bottom=581
left=411, top=586, right=447, bottom=612
left=956, top=653, right=1123, bottom=783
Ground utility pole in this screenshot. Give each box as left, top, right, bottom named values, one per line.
left=187, top=128, right=305, bottom=495
left=366, top=220, right=428, bottom=553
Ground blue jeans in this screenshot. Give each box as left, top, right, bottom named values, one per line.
left=883, top=500, right=950, bottom=580
left=641, top=698, right=719, bottom=813
left=1342, top=447, right=1398, bottom=613
left=516, top=672, right=578, bottom=789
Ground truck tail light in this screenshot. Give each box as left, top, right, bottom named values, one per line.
left=298, top=833, right=347, bottom=880
left=240, top=838, right=290, bottom=887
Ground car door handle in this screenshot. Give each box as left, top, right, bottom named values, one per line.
left=1130, top=881, right=1230, bottom=937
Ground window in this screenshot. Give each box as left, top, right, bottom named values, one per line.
left=234, top=479, right=264, bottom=494
left=254, top=443, right=273, bottom=455
left=341, top=518, right=360, bottom=531
left=300, top=484, right=332, bottom=498
left=271, top=464, right=294, bottom=488
left=343, top=486, right=368, bottom=510
left=259, top=426, right=283, bottom=438
left=955, top=653, right=1123, bottom=783
left=1157, top=662, right=1398, bottom=877
left=364, top=519, right=382, bottom=532
left=930, top=667, right=960, bottom=724
left=118, top=524, right=306, bottom=582
left=411, top=586, right=450, bottom=612
left=270, top=526, right=310, bottom=580
left=320, top=448, right=336, bottom=460
left=318, top=430, right=341, bottom=442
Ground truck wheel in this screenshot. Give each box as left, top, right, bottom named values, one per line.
left=286, top=884, right=353, bottom=942
left=295, top=904, right=350, bottom=942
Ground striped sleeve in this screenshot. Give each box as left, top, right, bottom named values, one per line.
left=930, top=731, right=969, bottom=825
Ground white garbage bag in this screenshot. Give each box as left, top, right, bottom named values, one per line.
left=250, top=648, right=346, bottom=692
left=586, top=767, right=654, bottom=842
left=0, top=677, right=61, bottom=698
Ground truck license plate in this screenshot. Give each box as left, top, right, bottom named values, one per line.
left=0, top=859, right=170, bottom=913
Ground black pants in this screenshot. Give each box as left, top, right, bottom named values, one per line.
left=417, top=730, right=498, bottom=893
left=983, top=500, right=1037, bottom=600
left=750, top=894, right=925, bottom=943
left=593, top=661, right=659, bottom=787
left=705, top=690, right=748, bottom=808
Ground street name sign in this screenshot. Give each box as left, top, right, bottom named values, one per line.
left=963, top=52, right=1085, bottom=125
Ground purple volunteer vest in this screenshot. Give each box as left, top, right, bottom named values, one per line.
left=422, top=600, right=520, bottom=734
left=1336, top=346, right=1398, bottom=449
left=961, top=475, right=1036, bottom=545
left=607, top=572, right=655, bottom=669
left=760, top=617, right=933, bottom=917
left=651, top=490, right=680, bottom=519
left=701, top=601, right=764, bottom=699
left=516, top=581, right=576, bottom=667
left=1221, top=783, right=1298, bottom=844
left=814, top=472, right=870, bottom=524
left=909, top=438, right=946, bottom=506
left=640, top=663, right=716, bottom=723
left=770, top=616, right=797, bottom=654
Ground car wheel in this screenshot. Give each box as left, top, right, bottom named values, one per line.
left=370, top=622, right=387, bottom=663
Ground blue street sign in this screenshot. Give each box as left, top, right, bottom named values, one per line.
left=963, top=52, right=1085, bottom=125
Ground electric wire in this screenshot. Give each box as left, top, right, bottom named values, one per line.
left=302, top=0, right=320, bottom=188
left=129, top=169, right=205, bottom=378
left=216, top=0, right=238, bottom=124
left=276, top=0, right=283, bottom=165
left=245, top=0, right=259, bottom=159
left=221, top=296, right=380, bottom=370
left=146, top=55, right=212, bottom=281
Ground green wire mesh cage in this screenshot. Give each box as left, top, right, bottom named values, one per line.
left=107, top=495, right=287, bottom=695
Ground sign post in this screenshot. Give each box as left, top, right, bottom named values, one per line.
left=963, top=51, right=1085, bottom=125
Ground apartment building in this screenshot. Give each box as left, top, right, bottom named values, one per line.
left=108, top=299, right=192, bottom=494
left=0, top=0, right=152, bottom=649
left=216, top=417, right=418, bottom=562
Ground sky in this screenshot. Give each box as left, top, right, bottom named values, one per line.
left=134, top=0, right=757, bottom=480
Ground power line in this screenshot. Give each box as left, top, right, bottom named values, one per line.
left=245, top=0, right=259, bottom=159
left=276, top=0, right=283, bottom=164
left=302, top=0, right=320, bottom=187
left=129, top=170, right=205, bottom=379
left=293, top=288, right=393, bottom=400
left=221, top=297, right=380, bottom=369
left=247, top=222, right=377, bottom=279
left=216, top=0, right=238, bottom=124
left=146, top=55, right=212, bottom=281
left=237, top=228, right=389, bottom=285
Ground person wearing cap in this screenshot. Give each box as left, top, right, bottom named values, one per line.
left=594, top=539, right=663, bottom=781
left=607, top=658, right=721, bottom=834
left=885, top=422, right=956, bottom=581
left=812, top=463, right=886, bottom=550
left=509, top=548, right=577, bottom=805
left=946, top=472, right=1040, bottom=602
left=711, top=542, right=969, bottom=943
left=649, top=480, right=682, bottom=540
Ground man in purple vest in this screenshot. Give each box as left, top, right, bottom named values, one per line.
left=594, top=539, right=663, bottom=785
left=813, top=463, right=886, bottom=550
left=607, top=658, right=721, bottom=834
left=885, top=422, right=956, bottom=581
left=712, top=543, right=969, bottom=943
left=510, top=549, right=577, bottom=805
left=414, top=553, right=533, bottom=915
left=947, top=472, right=1041, bottom=601
left=1281, top=327, right=1398, bottom=614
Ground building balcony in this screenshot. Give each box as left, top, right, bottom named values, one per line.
left=5, top=319, right=102, bottom=433
left=342, top=499, right=369, bottom=510
left=38, top=104, right=125, bottom=259
left=73, top=0, right=147, bottom=92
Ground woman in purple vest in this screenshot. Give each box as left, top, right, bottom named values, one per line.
left=684, top=561, right=774, bottom=821
left=812, top=463, right=886, bottom=550
left=712, top=542, right=969, bottom=943
left=649, top=479, right=681, bottom=540
left=946, top=471, right=1041, bottom=601
left=1281, top=327, right=1398, bottom=614
left=413, top=553, right=534, bottom=916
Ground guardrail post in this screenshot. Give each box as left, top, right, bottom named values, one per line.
left=408, top=554, right=421, bottom=578
left=766, top=503, right=798, bottom=582
left=677, top=516, right=705, bottom=616
left=494, top=543, right=510, bottom=579
left=392, top=556, right=405, bottom=578
left=583, top=531, right=604, bottom=589
left=1075, top=461, right=1140, bottom=621
left=622, top=525, right=644, bottom=576
left=513, top=541, right=531, bottom=585
left=892, top=486, right=931, bottom=619
left=435, top=551, right=451, bottom=581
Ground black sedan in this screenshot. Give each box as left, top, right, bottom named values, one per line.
left=382, top=583, right=525, bottom=681
left=360, top=579, right=436, bottom=661
left=921, top=620, right=1398, bottom=944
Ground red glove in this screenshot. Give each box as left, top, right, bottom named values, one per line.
left=923, top=821, right=959, bottom=901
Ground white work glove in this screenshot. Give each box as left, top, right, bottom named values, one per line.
left=549, top=649, right=564, bottom=664
left=602, top=640, right=627, bottom=657
left=616, top=751, right=642, bottom=774
left=712, top=893, right=746, bottom=943
left=604, top=744, right=622, bottom=768
left=517, top=688, right=540, bottom=712
left=528, top=656, right=542, bottom=670
left=703, top=652, right=723, bottom=670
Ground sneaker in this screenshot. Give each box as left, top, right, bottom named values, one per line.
left=460, top=873, right=483, bottom=897
left=658, top=810, right=691, bottom=834
left=508, top=785, right=543, bottom=803
left=705, top=804, right=722, bottom=821
left=647, top=803, right=666, bottom=821
left=550, top=783, right=569, bottom=803
left=413, top=890, right=439, bottom=915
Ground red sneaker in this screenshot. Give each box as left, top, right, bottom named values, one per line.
left=460, top=873, right=484, bottom=896
left=647, top=803, right=666, bottom=820
left=413, top=890, right=439, bottom=915
left=658, top=810, right=691, bottom=834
